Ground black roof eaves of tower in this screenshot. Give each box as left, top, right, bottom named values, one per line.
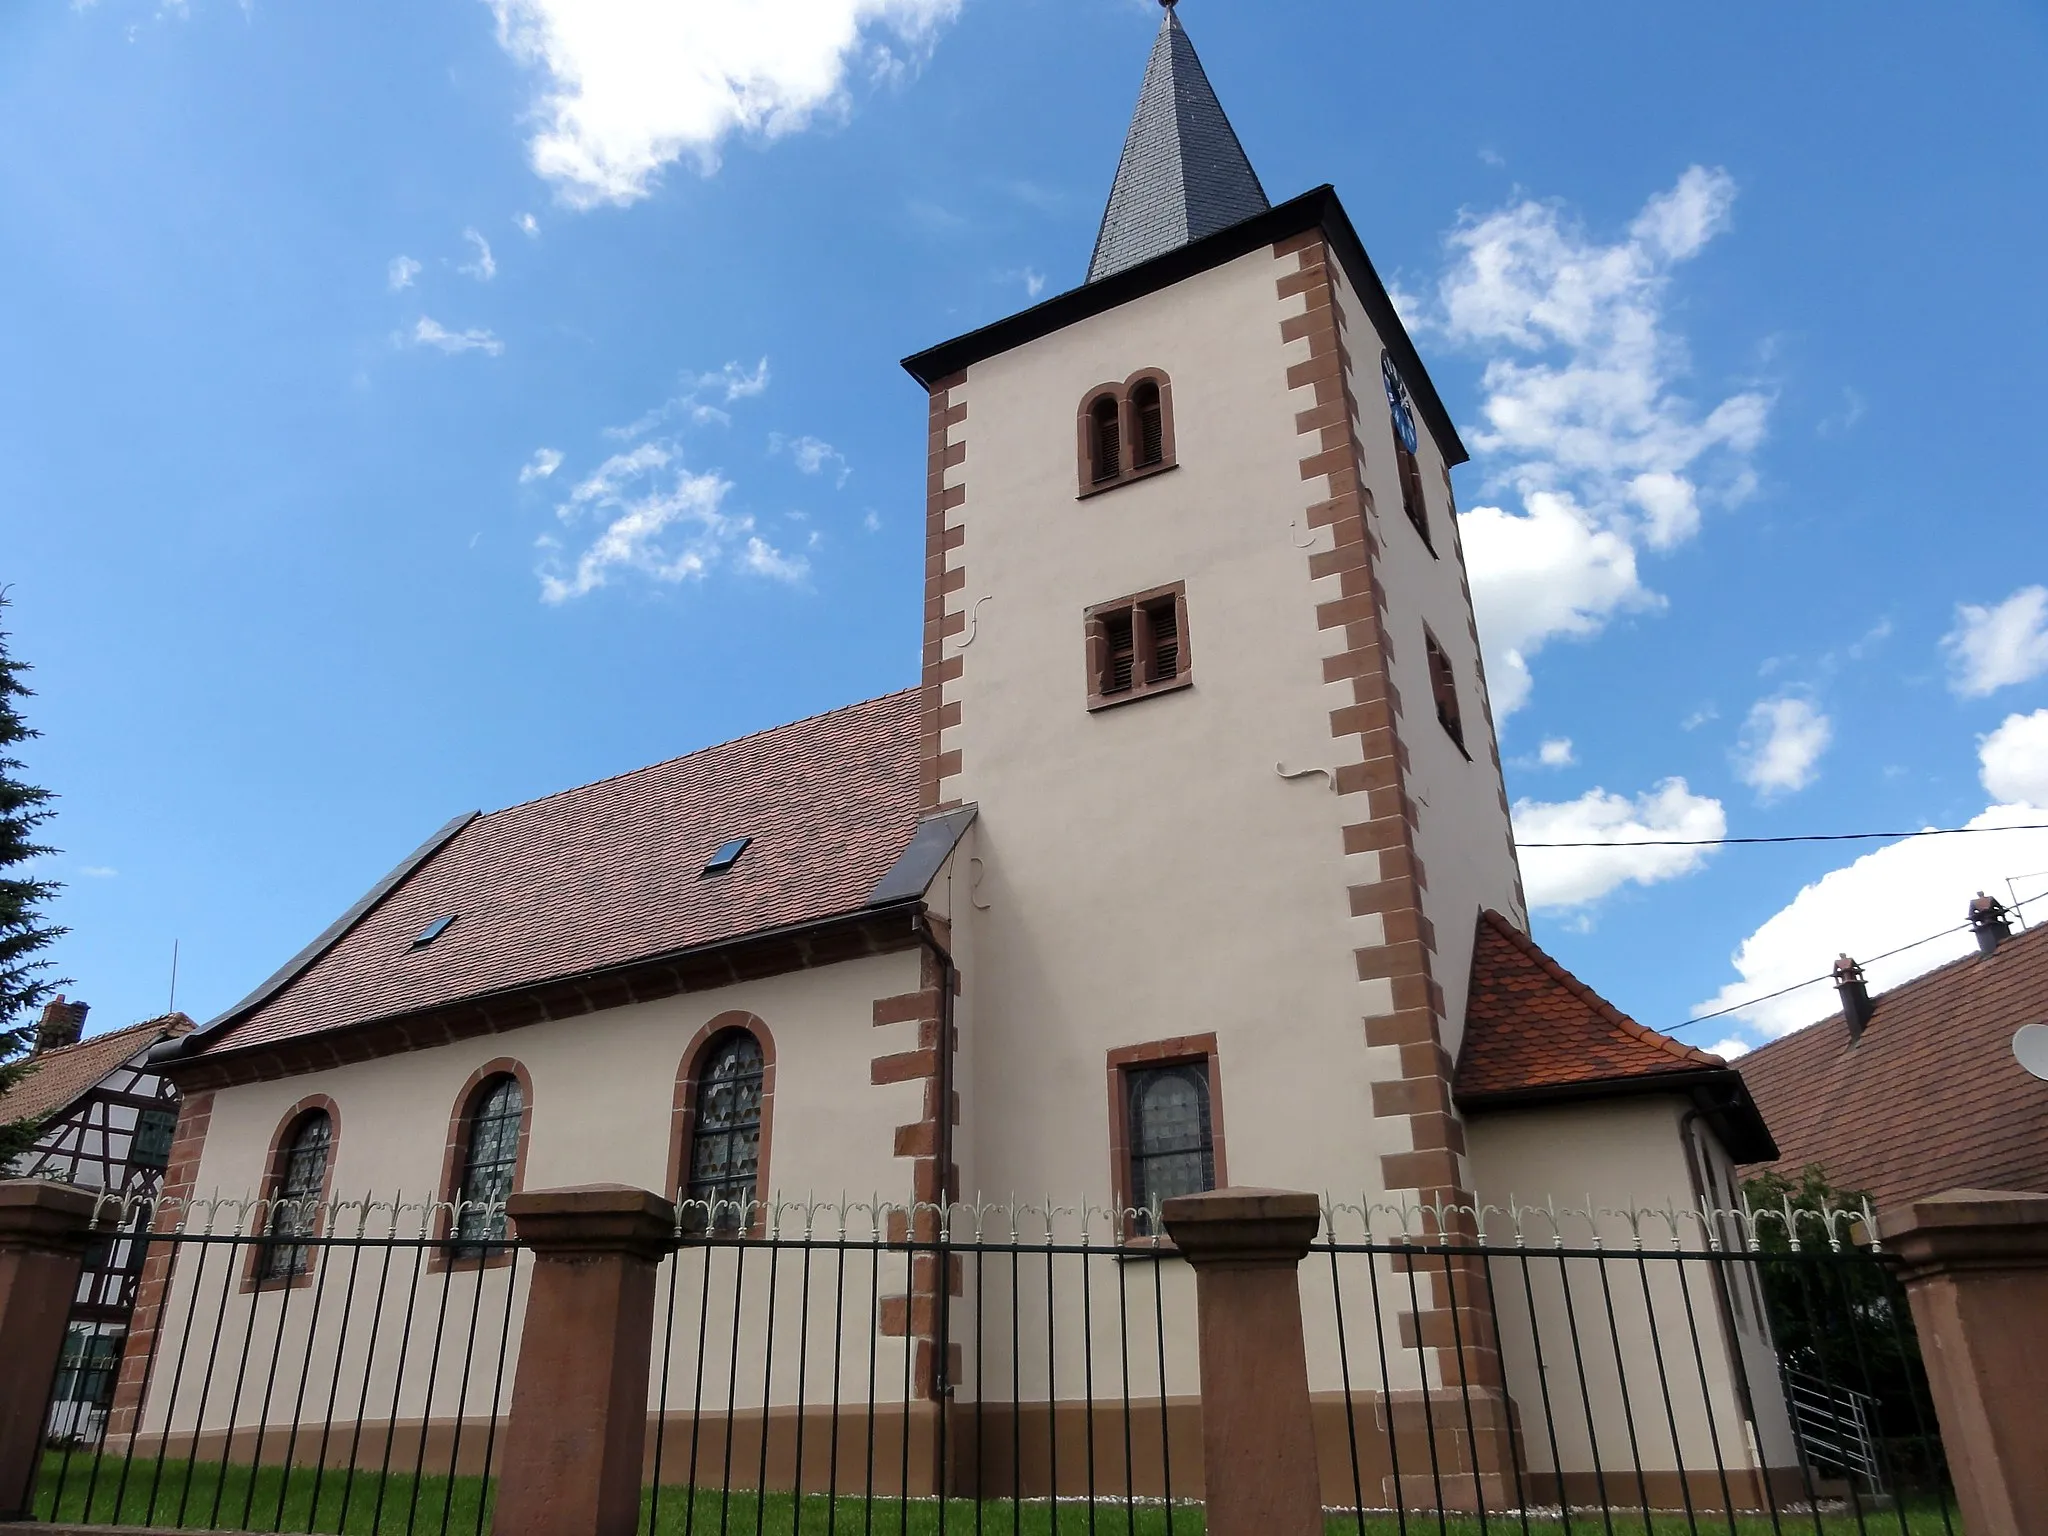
left=901, top=185, right=1470, bottom=469
left=1085, top=8, right=1271, bottom=285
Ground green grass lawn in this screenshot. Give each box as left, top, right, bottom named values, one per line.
left=32, top=1454, right=1953, bottom=1535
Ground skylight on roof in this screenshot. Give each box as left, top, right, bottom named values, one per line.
left=412, top=914, right=458, bottom=948
left=700, top=837, right=751, bottom=878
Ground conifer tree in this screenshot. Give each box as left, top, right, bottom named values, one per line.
left=0, top=593, right=65, bottom=1165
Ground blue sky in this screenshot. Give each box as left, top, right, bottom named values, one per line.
left=6, top=0, right=2048, bottom=1056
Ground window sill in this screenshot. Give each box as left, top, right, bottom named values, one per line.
left=1088, top=673, right=1192, bottom=713
left=1077, top=460, right=1178, bottom=501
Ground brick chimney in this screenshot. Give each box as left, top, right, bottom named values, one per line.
left=34, top=995, right=88, bottom=1055
left=1968, top=891, right=2012, bottom=957
left=1834, top=955, right=1873, bottom=1043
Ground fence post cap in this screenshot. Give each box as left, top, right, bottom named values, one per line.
left=0, top=1178, right=101, bottom=1251
left=507, top=1183, right=675, bottom=1259
left=1161, top=1187, right=1321, bottom=1263
left=1878, top=1188, right=2048, bottom=1278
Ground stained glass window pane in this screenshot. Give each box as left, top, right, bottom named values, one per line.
left=453, top=1077, right=523, bottom=1253
left=260, top=1112, right=330, bottom=1279
left=686, top=1032, right=765, bottom=1234
left=1127, top=1064, right=1215, bottom=1235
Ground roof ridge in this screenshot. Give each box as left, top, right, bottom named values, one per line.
left=31, top=1012, right=189, bottom=1060
left=1477, top=910, right=1723, bottom=1068
left=480, top=687, right=921, bottom=821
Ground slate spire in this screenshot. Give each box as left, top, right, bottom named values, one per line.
left=1086, top=2, right=1270, bottom=284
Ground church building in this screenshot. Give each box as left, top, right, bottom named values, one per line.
left=119, top=3, right=1792, bottom=1507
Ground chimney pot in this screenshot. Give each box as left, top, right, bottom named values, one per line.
left=1834, top=954, right=1874, bottom=1043
left=1968, top=891, right=2012, bottom=956
left=33, top=994, right=89, bottom=1054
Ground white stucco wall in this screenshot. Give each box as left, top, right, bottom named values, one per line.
left=933, top=238, right=1522, bottom=1214
left=1466, top=1097, right=1799, bottom=1479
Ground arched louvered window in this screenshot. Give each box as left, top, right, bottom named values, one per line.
left=1130, top=380, right=1165, bottom=469
left=1088, top=394, right=1122, bottom=484
left=1425, top=628, right=1467, bottom=752
left=452, top=1075, right=523, bottom=1254
left=686, top=1029, right=766, bottom=1233
left=260, top=1111, right=331, bottom=1280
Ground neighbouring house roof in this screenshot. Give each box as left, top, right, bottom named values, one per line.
left=1455, top=911, right=1777, bottom=1162
left=1087, top=6, right=1269, bottom=284
left=178, top=689, right=938, bottom=1065
left=1, top=1013, right=194, bottom=1128
left=1737, top=919, right=2048, bottom=1212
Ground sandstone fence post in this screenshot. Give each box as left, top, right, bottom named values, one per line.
left=1162, top=1187, right=1323, bottom=1536
left=493, top=1184, right=675, bottom=1536
left=1878, top=1187, right=2048, bottom=1536
left=0, top=1179, right=101, bottom=1520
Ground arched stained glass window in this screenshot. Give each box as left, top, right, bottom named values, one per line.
left=1126, top=1063, right=1215, bottom=1234
left=452, top=1075, right=523, bottom=1254
left=686, top=1031, right=766, bottom=1232
left=260, top=1111, right=331, bottom=1280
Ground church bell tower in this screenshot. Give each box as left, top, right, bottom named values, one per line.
left=901, top=0, right=1525, bottom=1269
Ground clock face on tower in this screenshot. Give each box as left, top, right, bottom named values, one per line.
left=1382, top=352, right=1419, bottom=456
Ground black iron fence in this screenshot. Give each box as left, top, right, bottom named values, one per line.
left=21, top=1192, right=1954, bottom=1534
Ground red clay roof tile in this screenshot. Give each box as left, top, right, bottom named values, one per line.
left=200, top=689, right=925, bottom=1058
left=1456, top=910, right=1727, bottom=1099
left=1, top=1014, right=194, bottom=1126
left=1737, top=922, right=2048, bottom=1210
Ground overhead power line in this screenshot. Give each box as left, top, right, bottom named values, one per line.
left=1517, top=821, right=2048, bottom=850
left=1671, top=886, right=2048, bottom=1038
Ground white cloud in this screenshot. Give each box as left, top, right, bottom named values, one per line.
left=606, top=358, right=771, bottom=440
left=1430, top=167, right=1770, bottom=716
left=1513, top=778, right=1726, bottom=910
left=539, top=422, right=811, bottom=600
left=519, top=447, right=564, bottom=483
left=1692, top=803, right=2048, bottom=1040
left=406, top=317, right=503, bottom=356
left=771, top=432, right=850, bottom=487
left=1981, top=709, right=2048, bottom=806
left=540, top=446, right=734, bottom=601
left=387, top=255, right=422, bottom=291
left=1704, top=1037, right=1750, bottom=1061
left=1942, top=585, right=2048, bottom=697
left=79, top=865, right=118, bottom=879
left=862, top=510, right=882, bottom=533
left=515, top=211, right=540, bottom=237
left=459, top=228, right=497, bottom=281
left=1537, top=737, right=1575, bottom=767
left=1735, top=696, right=1832, bottom=801
left=1457, top=491, right=1649, bottom=715
left=486, top=0, right=962, bottom=207
left=739, top=536, right=809, bottom=583
left=702, top=357, right=769, bottom=401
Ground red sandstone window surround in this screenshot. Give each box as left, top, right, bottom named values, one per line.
left=1084, top=581, right=1191, bottom=711
left=1107, top=1035, right=1229, bottom=1242
left=1425, top=627, right=1468, bottom=755
left=1076, top=370, right=1177, bottom=497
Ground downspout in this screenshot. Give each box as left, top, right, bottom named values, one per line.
left=910, top=910, right=958, bottom=1400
